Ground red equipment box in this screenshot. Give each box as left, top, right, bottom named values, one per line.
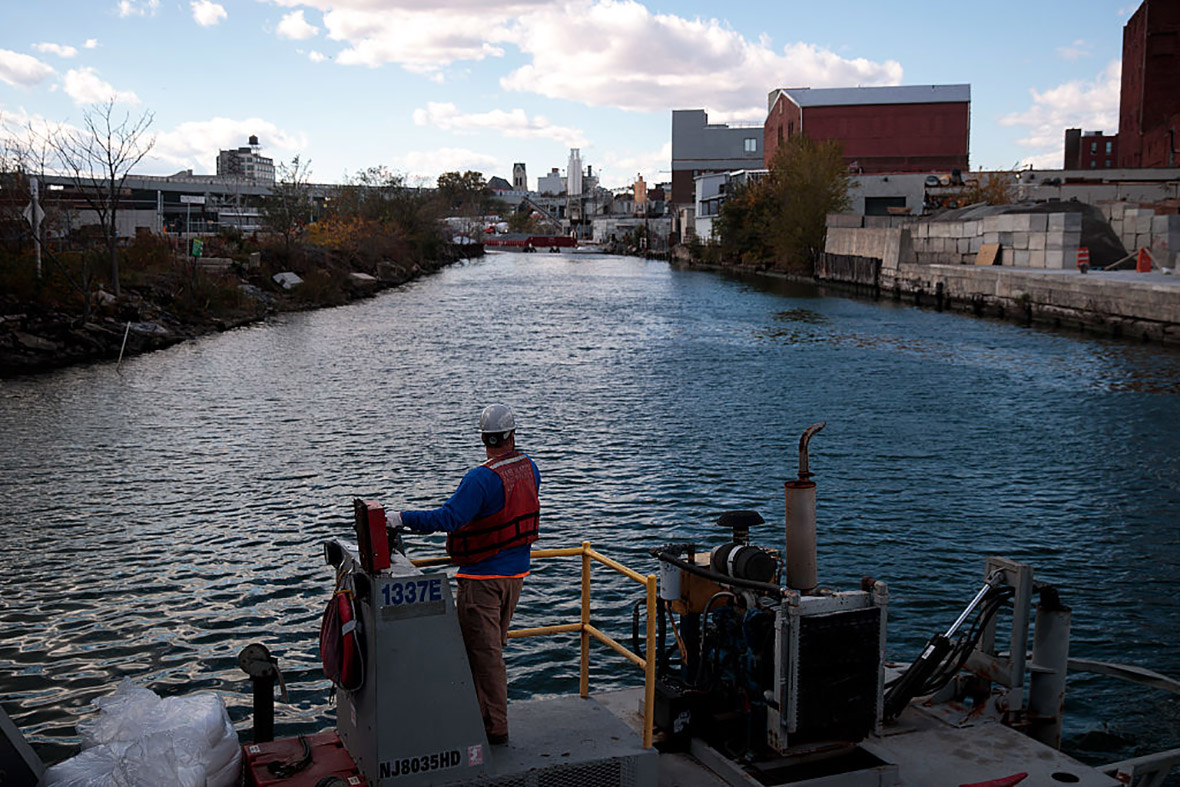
left=354, top=498, right=390, bottom=573
left=244, top=731, right=366, bottom=786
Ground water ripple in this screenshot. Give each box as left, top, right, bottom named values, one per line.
left=1, top=254, right=1177, bottom=768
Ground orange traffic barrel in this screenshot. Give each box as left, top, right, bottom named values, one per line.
left=1136, top=248, right=1152, bottom=273
left=1076, top=247, right=1090, bottom=273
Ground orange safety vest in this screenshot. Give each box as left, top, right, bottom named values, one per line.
left=446, top=451, right=540, bottom=566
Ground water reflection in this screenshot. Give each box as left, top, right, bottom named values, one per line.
left=0, top=253, right=1177, bottom=769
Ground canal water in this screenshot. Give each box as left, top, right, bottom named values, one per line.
left=1, top=252, right=1178, bottom=769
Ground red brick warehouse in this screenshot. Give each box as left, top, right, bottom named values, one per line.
left=1118, top=0, right=1180, bottom=168
left=763, top=85, right=971, bottom=174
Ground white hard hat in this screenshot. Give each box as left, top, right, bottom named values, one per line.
left=479, top=403, right=516, bottom=435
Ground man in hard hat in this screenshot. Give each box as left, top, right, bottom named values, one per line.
left=389, top=404, right=540, bottom=746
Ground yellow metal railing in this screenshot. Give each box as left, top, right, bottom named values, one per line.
left=412, top=540, right=658, bottom=749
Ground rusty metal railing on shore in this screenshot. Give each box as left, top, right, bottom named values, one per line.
left=412, top=541, right=658, bottom=749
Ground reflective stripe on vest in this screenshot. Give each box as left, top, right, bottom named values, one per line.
left=447, top=451, right=539, bottom=566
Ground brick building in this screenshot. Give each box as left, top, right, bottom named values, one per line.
left=762, top=85, right=970, bottom=174
left=1064, top=129, right=1120, bottom=169
left=1118, top=0, right=1180, bottom=168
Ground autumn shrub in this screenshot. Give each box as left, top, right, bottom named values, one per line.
left=290, top=268, right=346, bottom=307
left=962, top=172, right=1015, bottom=206
left=168, top=268, right=259, bottom=324
left=122, top=233, right=179, bottom=289
left=0, top=250, right=88, bottom=313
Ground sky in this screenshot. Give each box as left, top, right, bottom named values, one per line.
left=0, top=0, right=1140, bottom=190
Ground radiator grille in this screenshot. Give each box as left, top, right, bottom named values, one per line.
left=795, top=606, right=881, bottom=743
left=469, top=755, right=638, bottom=787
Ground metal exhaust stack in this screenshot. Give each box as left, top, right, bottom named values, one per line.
left=785, top=422, right=825, bottom=593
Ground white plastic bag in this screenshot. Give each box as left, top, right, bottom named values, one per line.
left=39, top=742, right=129, bottom=787
left=43, top=680, right=241, bottom=787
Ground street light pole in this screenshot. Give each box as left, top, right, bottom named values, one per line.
left=29, top=178, right=42, bottom=280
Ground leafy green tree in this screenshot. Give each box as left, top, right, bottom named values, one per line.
left=332, top=165, right=408, bottom=221
left=763, top=134, right=851, bottom=271
left=316, top=165, right=446, bottom=266
left=714, top=178, right=775, bottom=264
left=715, top=134, right=851, bottom=271
left=436, top=170, right=489, bottom=215
left=506, top=206, right=542, bottom=234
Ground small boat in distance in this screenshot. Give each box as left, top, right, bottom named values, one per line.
left=483, top=233, right=575, bottom=251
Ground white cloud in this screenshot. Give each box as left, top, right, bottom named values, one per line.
left=413, top=102, right=588, bottom=148
left=501, top=1, right=902, bottom=117
left=278, top=10, right=320, bottom=40
left=999, top=60, right=1121, bottom=168
left=308, top=50, right=327, bottom=62
left=117, top=0, right=160, bottom=18
left=1056, top=39, right=1091, bottom=61
left=63, top=67, right=141, bottom=105
left=0, top=50, right=56, bottom=88
left=322, top=6, right=512, bottom=74
left=85, top=39, right=99, bottom=49
left=33, top=43, right=79, bottom=58
left=191, top=0, right=227, bottom=27
left=598, top=140, right=672, bottom=187
left=394, top=147, right=501, bottom=183
left=288, top=0, right=899, bottom=117
left=151, top=117, right=308, bottom=174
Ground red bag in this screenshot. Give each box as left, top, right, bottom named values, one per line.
left=320, top=578, right=364, bottom=691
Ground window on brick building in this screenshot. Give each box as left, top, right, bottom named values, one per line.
left=1105, top=141, right=1112, bottom=154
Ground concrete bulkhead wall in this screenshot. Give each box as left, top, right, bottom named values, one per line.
left=822, top=212, right=1180, bottom=343
left=824, top=226, right=914, bottom=271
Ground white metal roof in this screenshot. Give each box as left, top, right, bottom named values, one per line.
left=776, top=84, right=971, bottom=109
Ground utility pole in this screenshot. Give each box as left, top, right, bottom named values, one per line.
left=27, top=178, right=43, bottom=280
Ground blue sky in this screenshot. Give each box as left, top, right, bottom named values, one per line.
left=0, top=0, right=1135, bottom=189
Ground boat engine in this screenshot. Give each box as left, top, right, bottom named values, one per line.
left=651, top=423, right=888, bottom=760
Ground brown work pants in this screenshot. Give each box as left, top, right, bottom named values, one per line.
left=456, top=576, right=523, bottom=738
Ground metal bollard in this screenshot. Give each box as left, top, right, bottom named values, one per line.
left=238, top=643, right=288, bottom=743
left=1028, top=586, right=1071, bottom=749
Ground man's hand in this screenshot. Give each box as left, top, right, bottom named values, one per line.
left=386, top=511, right=406, bottom=555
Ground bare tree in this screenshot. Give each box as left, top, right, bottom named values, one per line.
left=263, top=155, right=314, bottom=250
left=48, top=98, right=155, bottom=297
left=2, top=118, right=72, bottom=279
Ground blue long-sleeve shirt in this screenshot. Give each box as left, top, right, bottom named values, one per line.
left=401, top=456, right=540, bottom=578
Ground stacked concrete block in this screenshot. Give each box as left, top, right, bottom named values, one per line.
left=896, top=210, right=1106, bottom=269
left=1043, top=212, right=1083, bottom=269
left=1152, top=214, right=1180, bottom=269
left=1119, top=206, right=1149, bottom=251
left=1135, top=208, right=1152, bottom=251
